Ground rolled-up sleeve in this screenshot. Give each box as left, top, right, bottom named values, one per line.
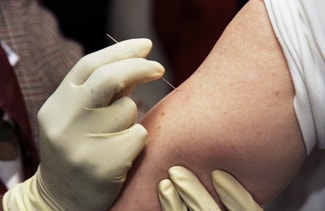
left=264, top=0, right=325, bottom=155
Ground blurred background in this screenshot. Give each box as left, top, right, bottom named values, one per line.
left=39, top=0, right=244, bottom=112
left=38, top=1, right=325, bottom=210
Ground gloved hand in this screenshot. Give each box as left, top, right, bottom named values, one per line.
left=2, top=38, right=164, bottom=211
left=158, top=166, right=263, bottom=211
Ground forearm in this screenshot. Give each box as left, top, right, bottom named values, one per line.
left=111, top=0, right=306, bottom=210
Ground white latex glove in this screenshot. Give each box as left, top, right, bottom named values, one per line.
left=2, top=38, right=164, bottom=211
left=159, top=166, right=263, bottom=211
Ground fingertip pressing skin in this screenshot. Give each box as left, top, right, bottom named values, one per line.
left=129, top=123, right=148, bottom=142
left=167, top=166, right=222, bottom=211
left=211, top=170, right=263, bottom=211
left=158, top=179, right=188, bottom=211
left=158, top=179, right=177, bottom=201
left=158, top=179, right=174, bottom=194
left=168, top=166, right=188, bottom=182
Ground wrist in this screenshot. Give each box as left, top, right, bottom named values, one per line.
left=2, top=170, right=52, bottom=211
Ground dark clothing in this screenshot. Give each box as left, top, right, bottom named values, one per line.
left=0, top=0, right=82, bottom=192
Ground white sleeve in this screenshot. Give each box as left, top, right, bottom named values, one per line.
left=264, top=0, right=325, bottom=155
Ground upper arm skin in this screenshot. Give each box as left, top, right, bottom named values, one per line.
left=111, top=0, right=306, bottom=210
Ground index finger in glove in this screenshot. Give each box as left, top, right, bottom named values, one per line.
left=212, top=170, right=263, bottom=211
left=168, top=166, right=222, bottom=211
left=68, top=38, right=154, bottom=85
left=158, top=179, right=188, bottom=211
left=82, top=58, right=164, bottom=108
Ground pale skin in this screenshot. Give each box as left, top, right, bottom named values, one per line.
left=110, top=0, right=306, bottom=210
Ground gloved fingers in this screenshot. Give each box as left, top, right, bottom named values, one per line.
left=82, top=58, right=164, bottom=108
left=211, top=170, right=263, bottom=211
left=168, top=166, right=222, bottom=211
left=68, top=38, right=154, bottom=85
left=85, top=97, right=137, bottom=133
left=158, top=179, right=188, bottom=211
left=111, top=85, right=135, bottom=103
left=92, top=123, right=147, bottom=168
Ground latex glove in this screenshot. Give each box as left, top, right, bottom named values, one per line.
left=3, top=38, right=164, bottom=211
left=159, top=166, right=263, bottom=211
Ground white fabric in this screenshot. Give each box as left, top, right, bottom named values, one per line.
left=0, top=41, right=19, bottom=67
left=265, top=0, right=325, bottom=155
left=0, top=152, right=23, bottom=189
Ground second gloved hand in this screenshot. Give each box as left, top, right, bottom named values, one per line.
left=159, top=166, right=263, bottom=211
left=3, top=38, right=164, bottom=211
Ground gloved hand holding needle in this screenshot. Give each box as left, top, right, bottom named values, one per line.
left=1, top=38, right=164, bottom=210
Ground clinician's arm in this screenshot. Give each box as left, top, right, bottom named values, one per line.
left=111, top=0, right=306, bottom=210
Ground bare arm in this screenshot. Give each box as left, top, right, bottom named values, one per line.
left=111, top=0, right=306, bottom=209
